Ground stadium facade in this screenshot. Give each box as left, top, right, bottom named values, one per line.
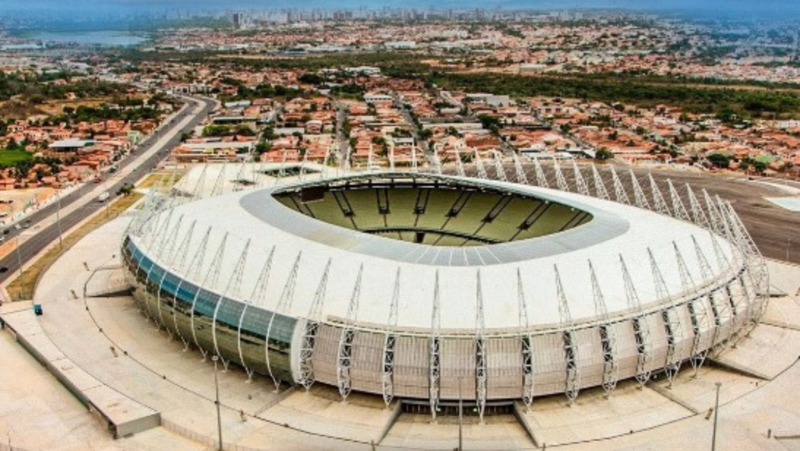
left=122, top=167, right=768, bottom=420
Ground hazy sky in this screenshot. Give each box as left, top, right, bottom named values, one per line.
left=3, top=0, right=800, bottom=17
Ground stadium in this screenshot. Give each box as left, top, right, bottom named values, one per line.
left=121, top=165, right=769, bottom=420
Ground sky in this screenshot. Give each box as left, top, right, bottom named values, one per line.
left=2, top=0, right=799, bottom=18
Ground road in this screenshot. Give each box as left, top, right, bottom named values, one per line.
left=0, top=95, right=216, bottom=290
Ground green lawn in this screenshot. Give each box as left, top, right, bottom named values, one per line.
left=0, top=149, right=33, bottom=168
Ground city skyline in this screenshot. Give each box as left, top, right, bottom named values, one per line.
left=4, top=0, right=800, bottom=15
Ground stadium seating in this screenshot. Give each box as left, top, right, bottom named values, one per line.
left=274, top=180, right=592, bottom=247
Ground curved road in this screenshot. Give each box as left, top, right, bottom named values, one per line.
left=0, top=95, right=215, bottom=290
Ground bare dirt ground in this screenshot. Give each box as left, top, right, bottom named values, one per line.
left=641, top=169, right=800, bottom=264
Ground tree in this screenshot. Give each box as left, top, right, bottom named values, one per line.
left=255, top=141, right=272, bottom=155
left=595, top=148, right=614, bottom=161
left=707, top=153, right=730, bottom=169
left=117, top=184, right=134, bottom=196
left=477, top=114, right=500, bottom=130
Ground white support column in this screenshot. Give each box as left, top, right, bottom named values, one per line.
left=429, top=270, right=442, bottom=422
left=475, top=270, right=487, bottom=422
left=278, top=149, right=288, bottom=181
left=513, top=152, right=529, bottom=185
left=300, top=144, right=310, bottom=181
left=692, top=235, right=733, bottom=350
left=367, top=144, right=374, bottom=173
left=517, top=268, right=534, bottom=408
left=298, top=258, right=332, bottom=391
left=144, top=208, right=172, bottom=250
left=382, top=267, right=401, bottom=409
left=686, top=184, right=710, bottom=230
left=620, top=254, right=653, bottom=387
left=266, top=251, right=302, bottom=390
left=343, top=144, right=352, bottom=173
left=189, top=232, right=228, bottom=360
left=237, top=246, right=275, bottom=383
left=719, top=205, right=757, bottom=341
left=591, top=164, right=610, bottom=200
left=156, top=215, right=185, bottom=337
left=453, top=146, right=466, bottom=178
left=572, top=161, right=590, bottom=196
left=322, top=143, right=332, bottom=179
left=588, top=260, right=618, bottom=396
left=170, top=222, right=203, bottom=350
left=667, top=179, right=690, bottom=222
left=211, top=161, right=227, bottom=196
left=233, top=158, right=248, bottom=191
left=533, top=157, right=549, bottom=188
left=674, top=240, right=710, bottom=376
left=191, top=167, right=209, bottom=201
left=554, top=264, right=580, bottom=404
left=648, top=248, right=683, bottom=387
left=389, top=142, right=396, bottom=172
left=431, top=144, right=443, bottom=175
left=151, top=210, right=176, bottom=260
left=211, top=238, right=250, bottom=372
left=610, top=166, right=630, bottom=205
left=141, top=211, right=173, bottom=327
left=492, top=150, right=508, bottom=182
left=648, top=173, right=671, bottom=216
left=629, top=169, right=651, bottom=210
left=411, top=144, right=419, bottom=173
left=474, top=149, right=488, bottom=180
left=553, top=158, right=569, bottom=192
left=720, top=201, right=769, bottom=324
left=338, top=264, right=364, bottom=401
left=703, top=189, right=727, bottom=237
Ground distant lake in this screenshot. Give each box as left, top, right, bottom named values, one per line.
left=30, top=31, right=148, bottom=47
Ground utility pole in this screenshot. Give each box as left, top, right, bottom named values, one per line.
left=458, top=376, right=463, bottom=451
left=213, top=355, right=223, bottom=451
left=712, top=382, right=721, bottom=451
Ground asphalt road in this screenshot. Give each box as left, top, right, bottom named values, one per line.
left=0, top=95, right=215, bottom=289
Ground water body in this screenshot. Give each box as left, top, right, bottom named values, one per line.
left=29, top=31, right=147, bottom=47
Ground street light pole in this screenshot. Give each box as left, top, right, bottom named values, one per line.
left=213, top=355, right=223, bottom=451
left=458, top=376, right=463, bottom=451
left=56, top=191, right=63, bottom=248
left=787, top=238, right=792, bottom=262
left=15, top=234, right=23, bottom=299
left=712, top=382, right=721, bottom=451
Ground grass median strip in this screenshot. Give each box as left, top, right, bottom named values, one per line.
left=6, top=192, right=144, bottom=302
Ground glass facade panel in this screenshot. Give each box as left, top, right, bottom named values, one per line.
left=123, top=239, right=297, bottom=384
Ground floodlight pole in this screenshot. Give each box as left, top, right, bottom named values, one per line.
left=213, top=355, right=223, bottom=451
left=712, top=382, right=721, bottom=451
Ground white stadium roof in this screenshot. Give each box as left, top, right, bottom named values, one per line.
left=132, top=173, right=734, bottom=334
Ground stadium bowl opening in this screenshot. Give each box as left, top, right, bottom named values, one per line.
left=272, top=174, right=594, bottom=246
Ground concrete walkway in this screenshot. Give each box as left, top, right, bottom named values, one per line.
left=0, top=214, right=798, bottom=450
